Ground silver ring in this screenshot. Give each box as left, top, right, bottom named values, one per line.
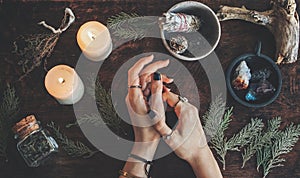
left=173, top=95, right=188, bottom=108
left=162, top=130, right=174, bottom=140
left=128, top=85, right=142, bottom=88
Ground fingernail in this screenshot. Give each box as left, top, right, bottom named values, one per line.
left=153, top=72, right=161, bottom=81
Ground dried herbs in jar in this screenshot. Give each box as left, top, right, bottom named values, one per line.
left=12, top=115, right=58, bottom=167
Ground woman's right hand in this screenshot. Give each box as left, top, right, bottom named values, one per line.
left=153, top=88, right=222, bottom=178
left=159, top=90, right=207, bottom=161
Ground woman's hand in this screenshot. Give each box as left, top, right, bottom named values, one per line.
left=121, top=55, right=173, bottom=178
left=153, top=89, right=223, bottom=178
left=126, top=54, right=172, bottom=142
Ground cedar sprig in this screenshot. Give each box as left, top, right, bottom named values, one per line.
left=66, top=113, right=105, bottom=128
left=0, top=84, right=20, bottom=161
left=203, top=96, right=264, bottom=170
left=202, top=95, right=226, bottom=141
left=241, top=117, right=282, bottom=168
left=66, top=76, right=126, bottom=135
left=89, top=77, right=125, bottom=134
left=107, top=12, right=157, bottom=41
left=226, top=118, right=264, bottom=151
left=208, top=106, right=233, bottom=170
left=258, top=123, right=300, bottom=178
left=47, top=121, right=98, bottom=158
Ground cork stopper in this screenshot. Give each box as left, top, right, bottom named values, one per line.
left=12, top=115, right=40, bottom=140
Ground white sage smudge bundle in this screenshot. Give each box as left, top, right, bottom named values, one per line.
left=13, top=8, right=75, bottom=81
left=159, top=12, right=200, bottom=32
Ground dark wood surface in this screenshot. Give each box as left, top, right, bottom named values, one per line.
left=0, top=0, right=300, bottom=178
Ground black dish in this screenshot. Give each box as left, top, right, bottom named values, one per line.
left=226, top=42, right=282, bottom=107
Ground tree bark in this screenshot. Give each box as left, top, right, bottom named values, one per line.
left=217, top=0, right=299, bottom=64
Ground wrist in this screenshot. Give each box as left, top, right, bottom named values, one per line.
left=187, top=145, right=223, bottom=178
left=186, top=144, right=210, bottom=165
left=130, top=139, right=159, bottom=161
left=121, top=140, right=159, bottom=178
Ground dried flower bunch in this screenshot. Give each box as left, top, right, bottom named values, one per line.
left=12, top=8, right=75, bottom=81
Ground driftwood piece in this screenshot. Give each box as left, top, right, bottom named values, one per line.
left=217, top=0, right=299, bottom=64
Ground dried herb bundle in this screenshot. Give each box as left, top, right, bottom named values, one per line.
left=12, top=8, right=75, bottom=81
left=13, top=33, right=59, bottom=80
left=47, top=122, right=98, bottom=159
left=107, top=12, right=157, bottom=41
left=0, top=84, right=20, bottom=161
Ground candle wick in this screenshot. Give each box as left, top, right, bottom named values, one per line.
left=58, top=77, right=65, bottom=84
left=88, top=31, right=96, bottom=40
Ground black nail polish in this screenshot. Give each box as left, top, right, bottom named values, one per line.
left=153, top=72, right=161, bottom=81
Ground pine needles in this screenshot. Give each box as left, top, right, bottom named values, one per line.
left=47, top=122, right=98, bottom=158
left=0, top=84, right=20, bottom=161
left=203, top=96, right=300, bottom=177
left=107, top=12, right=157, bottom=41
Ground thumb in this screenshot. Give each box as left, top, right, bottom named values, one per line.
left=150, top=72, right=172, bottom=136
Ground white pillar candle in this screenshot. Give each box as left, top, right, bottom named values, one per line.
left=77, top=21, right=112, bottom=61
left=45, top=65, right=84, bottom=105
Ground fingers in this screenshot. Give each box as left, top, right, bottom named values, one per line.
left=128, top=55, right=154, bottom=86
left=149, top=72, right=172, bottom=136
left=139, top=59, right=173, bottom=90
left=140, top=59, right=169, bottom=77
left=162, top=90, right=182, bottom=108
left=140, top=74, right=174, bottom=90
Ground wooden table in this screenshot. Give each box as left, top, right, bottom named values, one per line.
left=0, top=0, right=299, bottom=177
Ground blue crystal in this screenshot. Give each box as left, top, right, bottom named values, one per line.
left=245, top=91, right=257, bottom=101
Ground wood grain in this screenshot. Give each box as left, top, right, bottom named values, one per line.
left=0, top=0, right=299, bottom=178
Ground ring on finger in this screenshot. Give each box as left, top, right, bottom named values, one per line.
left=173, top=95, right=188, bottom=108
left=162, top=130, right=174, bottom=140
left=128, top=85, right=142, bottom=89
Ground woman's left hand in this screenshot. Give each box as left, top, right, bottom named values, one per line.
left=126, top=54, right=172, bottom=142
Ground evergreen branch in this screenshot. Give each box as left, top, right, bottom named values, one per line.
left=242, top=117, right=282, bottom=168
left=47, top=122, right=98, bottom=158
left=0, top=85, right=20, bottom=121
left=0, top=85, right=20, bottom=161
left=107, top=12, right=157, bottom=41
left=66, top=113, right=105, bottom=128
left=261, top=123, right=300, bottom=178
left=107, top=12, right=140, bottom=30
left=227, top=118, right=264, bottom=151
left=84, top=76, right=126, bottom=135
left=203, top=95, right=226, bottom=140
left=202, top=95, right=231, bottom=170
left=209, top=107, right=233, bottom=170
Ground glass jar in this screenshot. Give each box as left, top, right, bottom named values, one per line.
left=12, top=115, right=58, bottom=167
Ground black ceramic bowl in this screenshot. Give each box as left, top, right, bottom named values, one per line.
left=226, top=43, right=282, bottom=107
left=160, top=1, right=221, bottom=61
